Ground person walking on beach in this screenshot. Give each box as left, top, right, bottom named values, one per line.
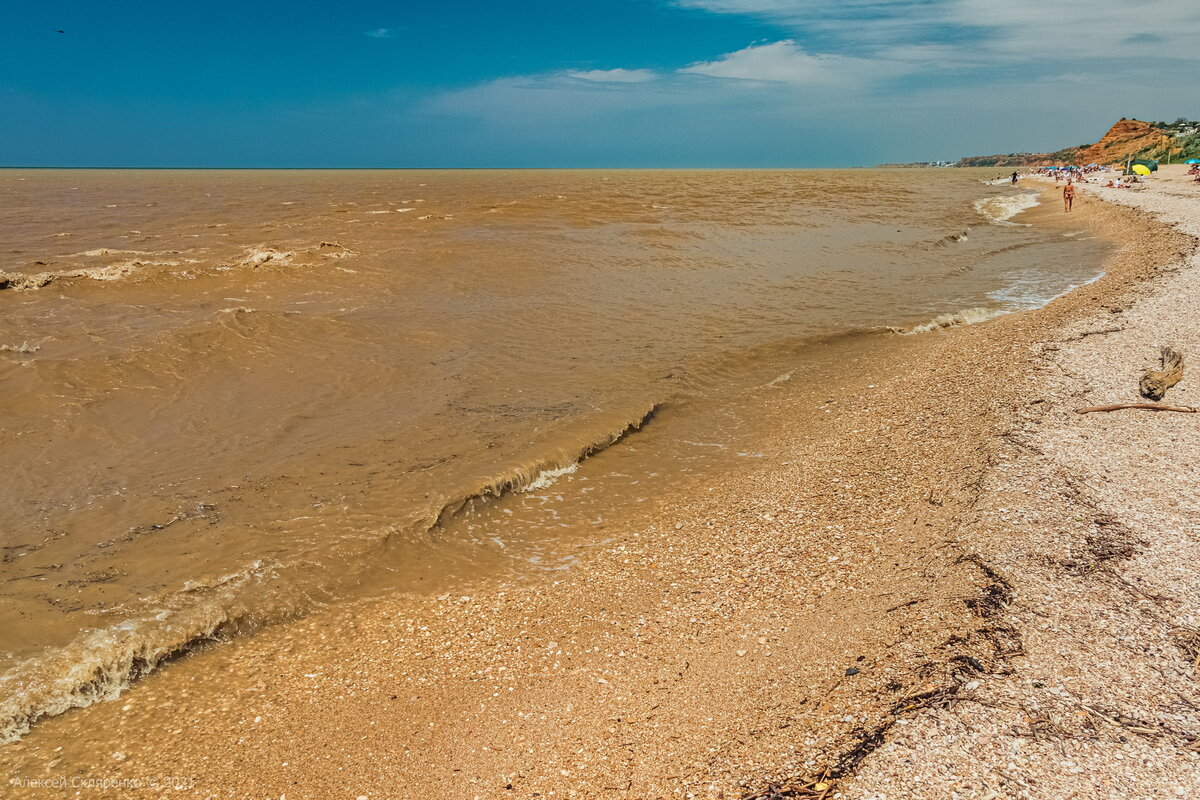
left=1062, top=182, right=1076, bottom=212
left=1011, top=171, right=1019, bottom=184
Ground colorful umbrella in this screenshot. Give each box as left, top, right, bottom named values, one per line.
left=1187, top=158, right=1200, bottom=164
left=1131, top=164, right=1152, bottom=176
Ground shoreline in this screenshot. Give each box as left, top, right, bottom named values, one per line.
left=0, top=168, right=1086, bottom=748
left=1, top=176, right=1193, bottom=798
left=848, top=166, right=1200, bottom=797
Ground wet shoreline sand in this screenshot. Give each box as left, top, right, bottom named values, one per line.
left=1, top=179, right=1192, bottom=798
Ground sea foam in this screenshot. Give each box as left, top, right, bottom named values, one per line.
left=973, top=192, right=1040, bottom=226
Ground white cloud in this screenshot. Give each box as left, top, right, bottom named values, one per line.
left=673, top=0, right=1200, bottom=64
left=943, top=0, right=1200, bottom=60
left=873, top=43, right=985, bottom=71
left=365, top=28, right=397, bottom=39
left=425, top=39, right=905, bottom=130
left=426, top=0, right=1200, bottom=136
left=413, top=0, right=1200, bottom=163
left=675, top=0, right=943, bottom=46
left=566, top=68, right=658, bottom=83
left=679, top=39, right=883, bottom=85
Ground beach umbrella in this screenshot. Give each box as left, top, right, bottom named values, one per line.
left=1131, top=164, right=1152, bottom=176
left=1186, top=158, right=1200, bottom=164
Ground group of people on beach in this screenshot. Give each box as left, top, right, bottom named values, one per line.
left=1005, top=165, right=1114, bottom=186
left=1034, top=164, right=1109, bottom=182
left=1015, top=165, right=1117, bottom=212
left=998, top=160, right=1198, bottom=213
left=1002, top=164, right=1141, bottom=213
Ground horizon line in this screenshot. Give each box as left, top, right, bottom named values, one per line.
left=0, top=164, right=890, bottom=171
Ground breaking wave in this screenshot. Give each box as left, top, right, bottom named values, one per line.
left=0, top=243, right=348, bottom=292
left=0, top=575, right=267, bottom=745
left=0, top=401, right=660, bottom=745
left=973, top=192, right=1039, bottom=226
left=0, top=261, right=160, bottom=291
left=893, top=271, right=1105, bottom=336
left=521, top=463, right=580, bottom=492
left=221, top=247, right=295, bottom=268
left=432, top=403, right=659, bottom=525
left=891, top=307, right=1003, bottom=335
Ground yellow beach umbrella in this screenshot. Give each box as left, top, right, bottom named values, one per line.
left=1131, top=164, right=1152, bottom=176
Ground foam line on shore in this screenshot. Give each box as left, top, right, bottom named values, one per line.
left=973, top=191, right=1040, bottom=226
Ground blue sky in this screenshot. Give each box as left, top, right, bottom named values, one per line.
left=2, top=1, right=1198, bottom=167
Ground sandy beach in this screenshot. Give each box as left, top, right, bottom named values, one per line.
left=6, top=0, right=1200, bottom=793
left=849, top=167, right=1200, bottom=798
left=2, top=171, right=1198, bottom=800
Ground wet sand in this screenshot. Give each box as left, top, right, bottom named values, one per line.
left=1, top=180, right=1190, bottom=799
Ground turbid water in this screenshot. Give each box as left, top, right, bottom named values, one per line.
left=0, top=168, right=1108, bottom=742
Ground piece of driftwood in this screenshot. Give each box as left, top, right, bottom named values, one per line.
left=1139, top=346, right=1183, bottom=400
left=1075, top=402, right=1199, bottom=414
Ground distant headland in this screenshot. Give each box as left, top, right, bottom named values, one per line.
left=881, top=117, right=1200, bottom=168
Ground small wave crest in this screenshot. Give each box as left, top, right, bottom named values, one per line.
left=973, top=192, right=1039, bottom=226
left=0, top=261, right=159, bottom=291
left=758, top=371, right=793, bottom=389
left=0, top=341, right=40, bottom=354
left=221, top=247, right=296, bottom=269
left=890, top=307, right=1002, bottom=335
left=520, top=463, right=579, bottom=492
left=71, top=248, right=160, bottom=258
left=434, top=403, right=659, bottom=524
left=318, top=241, right=355, bottom=259
left=932, top=229, right=969, bottom=247
left=0, top=242, right=345, bottom=293
left=0, top=582, right=265, bottom=745
left=988, top=271, right=1103, bottom=310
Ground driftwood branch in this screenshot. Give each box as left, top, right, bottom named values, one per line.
left=1075, top=403, right=1199, bottom=414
